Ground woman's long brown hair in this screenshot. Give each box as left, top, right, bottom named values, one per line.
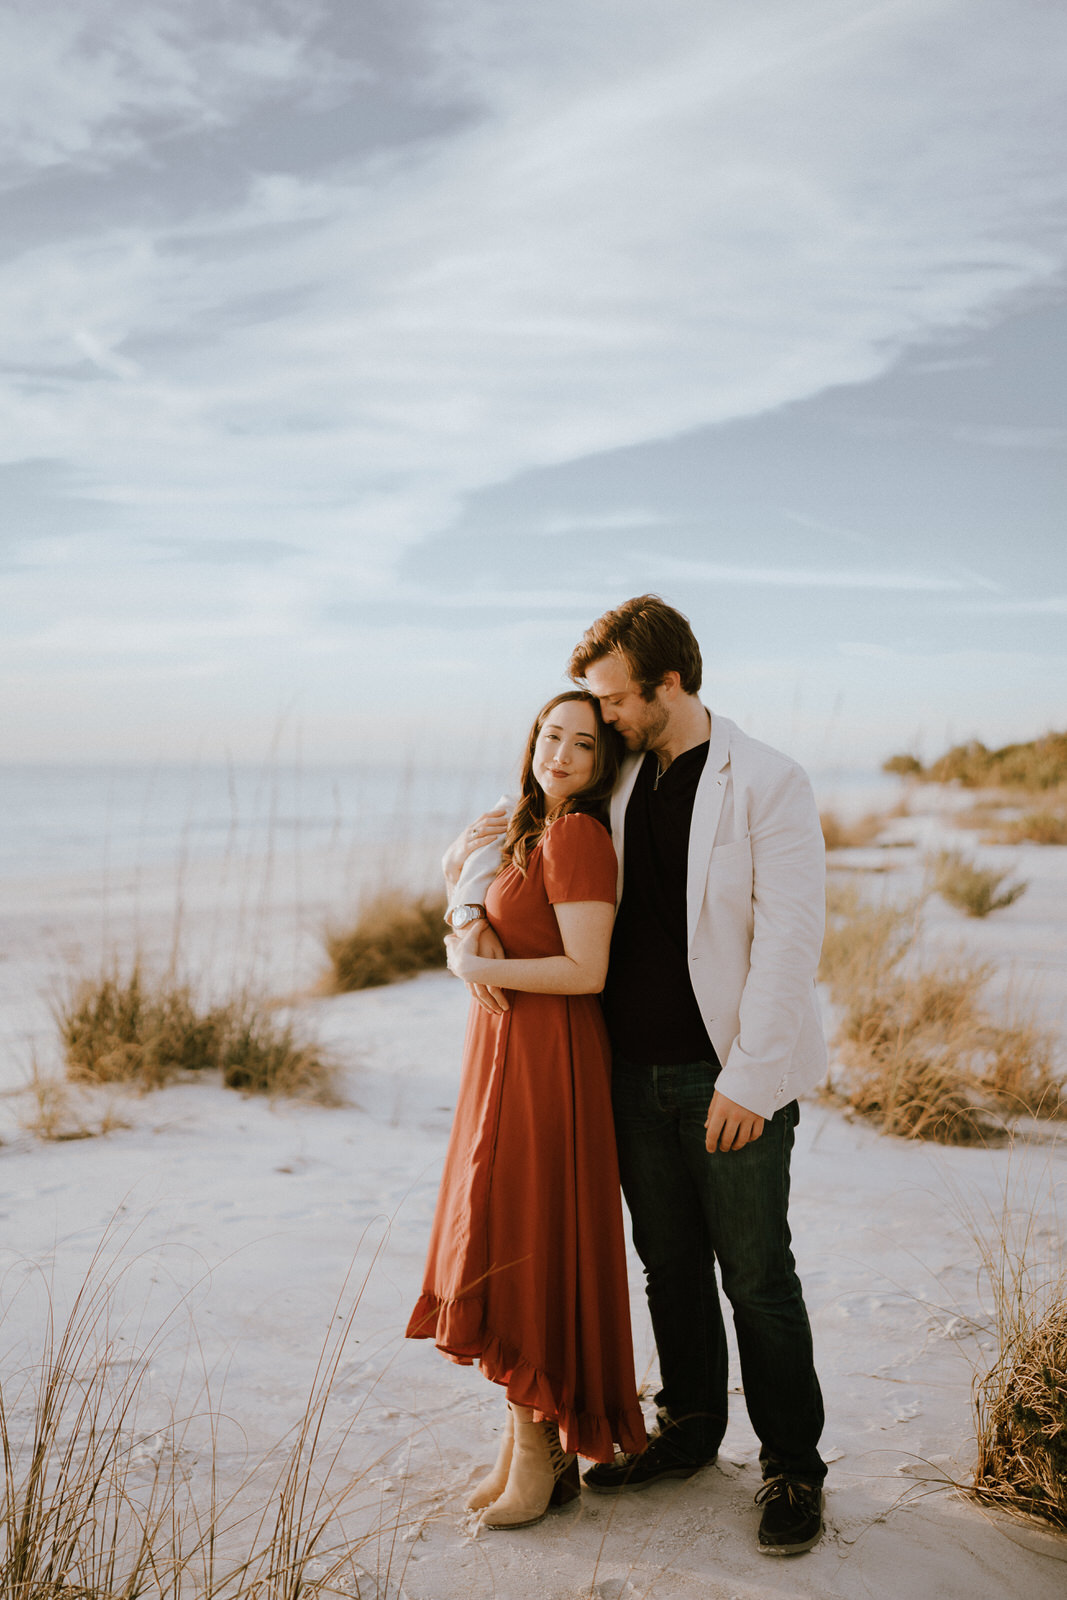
left=500, top=690, right=621, bottom=877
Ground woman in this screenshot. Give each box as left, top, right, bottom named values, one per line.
left=406, top=690, right=646, bottom=1530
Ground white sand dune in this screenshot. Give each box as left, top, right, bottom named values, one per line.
left=0, top=794, right=1065, bottom=1598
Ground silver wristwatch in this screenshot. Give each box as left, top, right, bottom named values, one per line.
left=446, top=903, right=487, bottom=930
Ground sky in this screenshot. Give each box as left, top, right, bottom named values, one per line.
left=1, top=0, right=1064, bottom=774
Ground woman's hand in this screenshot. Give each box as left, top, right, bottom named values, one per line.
left=441, top=921, right=479, bottom=979
left=445, top=919, right=488, bottom=982
left=445, top=921, right=511, bottom=1014
left=442, top=807, right=508, bottom=888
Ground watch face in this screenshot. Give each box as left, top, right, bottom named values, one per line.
left=452, top=905, right=482, bottom=929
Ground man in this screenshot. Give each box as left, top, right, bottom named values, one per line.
left=448, top=595, right=827, bottom=1555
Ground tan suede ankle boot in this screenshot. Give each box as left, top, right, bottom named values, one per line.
left=481, top=1407, right=579, bottom=1530
left=465, top=1405, right=514, bottom=1511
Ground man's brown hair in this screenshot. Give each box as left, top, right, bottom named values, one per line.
left=567, top=594, right=703, bottom=700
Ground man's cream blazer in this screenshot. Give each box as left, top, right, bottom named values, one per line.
left=453, top=710, right=828, bottom=1120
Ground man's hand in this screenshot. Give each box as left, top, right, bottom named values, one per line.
left=442, top=807, right=508, bottom=889
left=705, top=1089, right=764, bottom=1152
left=467, top=922, right=509, bottom=1015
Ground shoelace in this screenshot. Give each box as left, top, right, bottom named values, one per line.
left=755, top=1476, right=817, bottom=1508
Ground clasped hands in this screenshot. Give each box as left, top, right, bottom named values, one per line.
left=444, top=809, right=763, bottom=1142
left=445, top=920, right=510, bottom=1014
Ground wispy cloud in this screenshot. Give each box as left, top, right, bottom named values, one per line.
left=943, top=594, right=1067, bottom=616
left=540, top=511, right=670, bottom=536
left=646, top=558, right=975, bottom=592
left=1, top=1, right=1066, bottom=754
left=949, top=425, right=1066, bottom=451
left=0, top=2, right=360, bottom=183
left=4, top=0, right=1066, bottom=569
left=71, top=328, right=142, bottom=380
left=783, top=510, right=882, bottom=553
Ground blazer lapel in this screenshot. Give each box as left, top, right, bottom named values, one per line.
left=610, top=753, right=642, bottom=904
left=686, top=711, right=731, bottom=947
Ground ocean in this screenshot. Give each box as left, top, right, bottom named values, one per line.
left=0, top=761, right=508, bottom=885
left=0, top=760, right=904, bottom=886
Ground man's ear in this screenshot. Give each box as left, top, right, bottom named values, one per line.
left=659, top=670, right=682, bottom=699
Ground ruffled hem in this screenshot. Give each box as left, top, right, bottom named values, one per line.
left=406, top=1291, right=647, bottom=1464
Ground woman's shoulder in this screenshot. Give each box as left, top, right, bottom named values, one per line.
left=545, top=809, right=611, bottom=837
left=542, top=810, right=615, bottom=857
left=541, top=810, right=617, bottom=901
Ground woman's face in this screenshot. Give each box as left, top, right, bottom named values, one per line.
left=532, top=699, right=599, bottom=809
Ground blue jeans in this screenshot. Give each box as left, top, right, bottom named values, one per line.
left=612, top=1055, right=826, bottom=1483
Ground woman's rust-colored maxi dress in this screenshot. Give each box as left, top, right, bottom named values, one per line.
left=406, top=811, right=646, bottom=1463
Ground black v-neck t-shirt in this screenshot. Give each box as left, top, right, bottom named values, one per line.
left=602, top=742, right=719, bottom=1067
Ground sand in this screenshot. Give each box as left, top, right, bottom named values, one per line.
left=0, top=790, right=1064, bottom=1598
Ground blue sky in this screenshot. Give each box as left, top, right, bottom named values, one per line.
left=2, top=0, right=1064, bottom=771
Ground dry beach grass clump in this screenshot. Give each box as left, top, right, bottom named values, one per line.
left=992, top=806, right=1067, bottom=846
left=954, top=796, right=1067, bottom=846
left=56, top=962, right=337, bottom=1102
left=819, top=809, right=888, bottom=851
left=321, top=890, right=448, bottom=993
left=883, top=731, right=1067, bottom=792
left=969, top=1171, right=1067, bottom=1532
left=820, top=881, right=1064, bottom=1143
left=0, top=1233, right=417, bottom=1600
left=975, top=1303, right=1067, bottom=1529
left=930, top=849, right=1028, bottom=918
left=34, top=883, right=453, bottom=1136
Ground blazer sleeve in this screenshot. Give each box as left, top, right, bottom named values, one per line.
left=449, top=792, right=516, bottom=910
left=712, top=761, right=826, bottom=1118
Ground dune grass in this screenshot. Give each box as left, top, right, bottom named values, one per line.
left=955, top=799, right=1015, bottom=832
left=321, top=890, right=448, bottom=993
left=831, top=959, right=998, bottom=1145
left=930, top=849, right=1028, bottom=918
left=820, top=884, right=1063, bottom=1142
left=974, top=1303, right=1067, bottom=1528
left=0, top=1231, right=421, bottom=1600
left=56, top=962, right=337, bottom=1103
left=819, top=879, right=920, bottom=1000
left=969, top=1172, right=1067, bottom=1530
left=20, top=1058, right=131, bottom=1143
left=883, top=732, right=1067, bottom=792
left=991, top=806, right=1067, bottom=846
left=819, top=809, right=887, bottom=851
left=978, top=1010, right=1067, bottom=1121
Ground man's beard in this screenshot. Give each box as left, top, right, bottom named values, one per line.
left=627, top=699, right=670, bottom=753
